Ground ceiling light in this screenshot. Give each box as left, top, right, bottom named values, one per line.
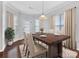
left=39, top=14, right=47, bottom=20
left=39, top=1, right=47, bottom=20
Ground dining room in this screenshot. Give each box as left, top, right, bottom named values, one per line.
left=0, top=0, right=79, bottom=58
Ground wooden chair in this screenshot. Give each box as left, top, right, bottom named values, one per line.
left=26, top=33, right=47, bottom=58
left=22, top=32, right=28, bottom=56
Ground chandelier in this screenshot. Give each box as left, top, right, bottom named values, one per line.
left=39, top=1, right=47, bottom=20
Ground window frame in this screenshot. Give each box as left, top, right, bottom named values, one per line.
left=55, top=15, right=64, bottom=31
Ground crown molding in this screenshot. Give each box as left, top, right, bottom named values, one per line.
left=46, top=1, right=76, bottom=16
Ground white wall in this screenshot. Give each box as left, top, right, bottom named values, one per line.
left=0, top=1, right=3, bottom=51
left=75, top=2, right=79, bottom=50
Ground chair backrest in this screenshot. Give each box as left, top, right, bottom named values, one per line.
left=24, top=32, right=28, bottom=45
left=27, top=33, right=35, bottom=57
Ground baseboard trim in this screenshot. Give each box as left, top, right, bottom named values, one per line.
left=0, top=45, right=6, bottom=58
left=0, top=38, right=24, bottom=58
left=0, top=36, right=24, bottom=52
left=0, top=45, right=6, bottom=52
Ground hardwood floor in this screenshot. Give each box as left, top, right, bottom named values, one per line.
left=0, top=39, right=79, bottom=58
left=1, top=39, right=24, bottom=58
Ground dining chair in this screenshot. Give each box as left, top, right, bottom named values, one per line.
left=26, top=33, right=47, bottom=58
left=33, top=33, right=48, bottom=49
left=22, top=32, right=28, bottom=56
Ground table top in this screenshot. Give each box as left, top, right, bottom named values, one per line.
left=33, top=33, right=70, bottom=45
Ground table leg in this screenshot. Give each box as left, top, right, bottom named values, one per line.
left=47, top=45, right=51, bottom=58
left=58, top=42, right=62, bottom=58
left=47, top=44, right=58, bottom=58
left=47, top=42, right=62, bottom=58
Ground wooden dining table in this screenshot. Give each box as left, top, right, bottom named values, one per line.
left=32, top=33, right=70, bottom=58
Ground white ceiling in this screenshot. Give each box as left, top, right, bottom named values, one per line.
left=7, top=1, right=65, bottom=15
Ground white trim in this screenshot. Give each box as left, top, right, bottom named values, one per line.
left=0, top=44, right=6, bottom=52
left=46, top=1, right=76, bottom=16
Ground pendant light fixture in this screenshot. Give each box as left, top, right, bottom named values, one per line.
left=39, top=1, right=47, bottom=20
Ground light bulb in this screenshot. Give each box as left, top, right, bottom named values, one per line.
left=39, top=15, right=47, bottom=20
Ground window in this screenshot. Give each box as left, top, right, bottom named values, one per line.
left=55, top=15, right=64, bottom=32
left=23, top=21, right=31, bottom=33
left=35, top=20, right=40, bottom=32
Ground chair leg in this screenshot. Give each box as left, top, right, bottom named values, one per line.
left=24, top=45, right=28, bottom=56
left=46, top=52, right=47, bottom=58
left=27, top=51, right=30, bottom=58
left=23, top=44, right=25, bottom=51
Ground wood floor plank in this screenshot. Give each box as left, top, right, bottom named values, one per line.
left=0, top=39, right=79, bottom=58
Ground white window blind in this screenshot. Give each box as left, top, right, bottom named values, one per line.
left=55, top=15, right=64, bottom=32
left=35, top=20, right=40, bottom=32
left=23, top=21, right=31, bottom=33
